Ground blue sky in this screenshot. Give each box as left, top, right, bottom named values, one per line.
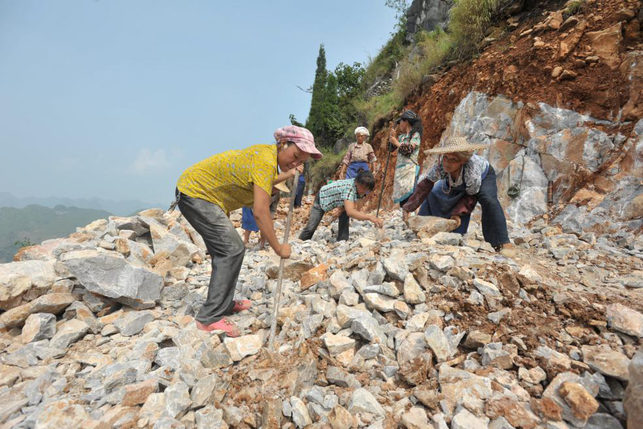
left=0, top=1, right=398, bottom=205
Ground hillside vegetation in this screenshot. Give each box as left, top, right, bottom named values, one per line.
left=303, top=0, right=517, bottom=189
left=0, top=205, right=112, bottom=262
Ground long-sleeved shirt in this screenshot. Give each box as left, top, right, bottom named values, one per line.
left=342, top=142, right=376, bottom=165
left=403, top=155, right=489, bottom=216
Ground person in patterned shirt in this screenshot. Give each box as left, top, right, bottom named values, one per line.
left=299, top=169, right=383, bottom=242
left=402, top=136, right=513, bottom=254
left=175, top=126, right=322, bottom=336
left=389, top=110, right=422, bottom=222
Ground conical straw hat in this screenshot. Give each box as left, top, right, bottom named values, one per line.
left=426, top=136, right=488, bottom=154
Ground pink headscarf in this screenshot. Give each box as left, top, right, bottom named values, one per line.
left=273, top=126, right=323, bottom=160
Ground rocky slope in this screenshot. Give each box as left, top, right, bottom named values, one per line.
left=0, top=196, right=642, bottom=428
left=364, top=0, right=643, bottom=238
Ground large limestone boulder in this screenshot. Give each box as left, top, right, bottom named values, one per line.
left=0, top=260, right=56, bottom=310
left=407, top=216, right=458, bottom=240
left=61, top=250, right=163, bottom=309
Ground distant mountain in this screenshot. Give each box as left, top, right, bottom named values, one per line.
left=0, top=192, right=164, bottom=216
left=0, top=204, right=112, bottom=263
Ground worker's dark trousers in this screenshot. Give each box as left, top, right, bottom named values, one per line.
left=299, top=195, right=350, bottom=241
left=177, top=192, right=244, bottom=324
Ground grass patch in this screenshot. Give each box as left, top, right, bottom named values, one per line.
left=449, top=0, right=509, bottom=58
left=361, top=29, right=409, bottom=93
left=354, top=91, right=404, bottom=127
left=393, top=29, right=456, bottom=100
left=563, top=0, right=585, bottom=18
left=308, top=147, right=347, bottom=192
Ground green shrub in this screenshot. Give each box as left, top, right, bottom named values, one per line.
left=449, top=0, right=507, bottom=58
left=563, top=0, right=585, bottom=18
left=354, top=91, right=404, bottom=127
left=308, top=147, right=347, bottom=192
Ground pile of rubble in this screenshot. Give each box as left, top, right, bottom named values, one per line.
left=0, top=199, right=642, bottom=428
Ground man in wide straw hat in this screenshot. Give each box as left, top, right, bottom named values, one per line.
left=402, top=136, right=513, bottom=253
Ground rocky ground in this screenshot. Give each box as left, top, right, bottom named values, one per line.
left=1, top=194, right=642, bottom=429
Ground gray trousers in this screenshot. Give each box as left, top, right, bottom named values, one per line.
left=299, top=195, right=350, bottom=241
left=177, top=191, right=245, bottom=324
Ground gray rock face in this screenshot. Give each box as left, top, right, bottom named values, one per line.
left=62, top=250, right=163, bottom=308
left=406, top=0, right=453, bottom=40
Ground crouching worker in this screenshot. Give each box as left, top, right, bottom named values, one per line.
left=299, top=169, right=383, bottom=242
left=402, top=137, right=513, bottom=253
left=174, top=126, right=322, bottom=336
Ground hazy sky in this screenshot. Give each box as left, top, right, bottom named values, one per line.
left=0, top=1, right=398, bottom=205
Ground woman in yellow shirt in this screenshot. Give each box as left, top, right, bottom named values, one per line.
left=175, top=126, right=321, bottom=336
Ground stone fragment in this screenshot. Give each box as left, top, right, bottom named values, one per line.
left=61, top=250, right=163, bottom=308
left=397, top=332, right=432, bottom=386
left=165, top=382, right=191, bottom=419
left=21, top=313, right=57, bottom=343
left=363, top=293, right=396, bottom=312
left=114, top=311, right=155, bottom=336
left=606, top=303, right=643, bottom=337
left=559, top=382, right=599, bottom=422
left=195, top=405, right=228, bottom=429
left=452, top=408, right=490, bottom=429
left=401, top=406, right=429, bottom=429
left=224, top=334, right=262, bottom=362
left=34, top=399, right=90, bottom=428
left=266, top=258, right=314, bottom=281
left=428, top=254, right=455, bottom=272
left=328, top=405, right=355, bottom=429
left=543, top=372, right=599, bottom=427
left=582, top=345, right=630, bottom=381
left=191, top=375, right=218, bottom=408
left=481, top=343, right=513, bottom=369
left=464, top=330, right=492, bottom=349
left=403, top=273, right=425, bottom=304
left=473, top=278, right=501, bottom=297
left=261, top=398, right=282, bottom=429
left=519, top=366, right=547, bottom=385
left=335, top=304, right=370, bottom=328
left=362, top=283, right=399, bottom=298
left=290, top=397, right=312, bottom=428
left=586, top=22, right=623, bottom=70
left=0, top=293, right=76, bottom=328
left=530, top=397, right=563, bottom=422
left=49, top=319, right=89, bottom=350
left=408, top=215, right=458, bottom=239
left=122, top=378, right=158, bottom=406
left=624, top=344, right=643, bottom=429
left=0, top=364, right=21, bottom=387
left=0, top=260, right=56, bottom=310
left=300, top=263, right=329, bottom=290
left=322, top=333, right=356, bottom=355
left=347, top=388, right=385, bottom=418
left=424, top=325, right=451, bottom=362
left=382, top=249, right=409, bottom=281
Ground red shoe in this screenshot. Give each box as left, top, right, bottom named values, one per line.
left=195, top=318, right=240, bottom=337
left=232, top=299, right=251, bottom=313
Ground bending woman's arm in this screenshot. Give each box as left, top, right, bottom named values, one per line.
left=402, top=177, right=435, bottom=213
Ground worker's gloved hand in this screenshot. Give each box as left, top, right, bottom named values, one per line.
left=276, top=243, right=291, bottom=259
